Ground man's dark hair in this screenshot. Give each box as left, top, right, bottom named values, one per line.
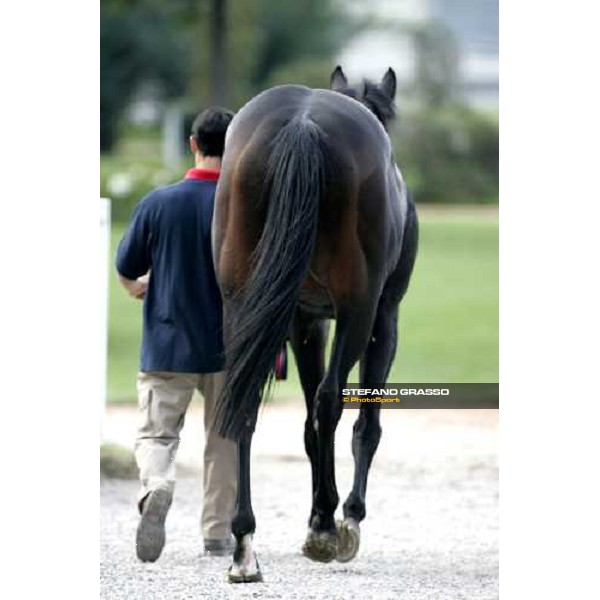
left=190, top=107, right=234, bottom=157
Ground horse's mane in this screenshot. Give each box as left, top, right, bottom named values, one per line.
left=361, top=80, right=396, bottom=126
left=335, top=79, right=396, bottom=129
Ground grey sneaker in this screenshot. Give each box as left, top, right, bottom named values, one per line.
left=136, top=488, right=173, bottom=562
left=203, top=536, right=235, bottom=557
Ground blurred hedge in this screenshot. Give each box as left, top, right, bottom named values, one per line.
left=100, top=443, right=137, bottom=479
left=101, top=159, right=183, bottom=224
left=103, top=105, right=498, bottom=224
left=393, top=105, right=498, bottom=204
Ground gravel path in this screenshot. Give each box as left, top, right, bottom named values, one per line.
left=101, top=408, right=498, bottom=599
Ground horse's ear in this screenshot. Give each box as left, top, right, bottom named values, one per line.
left=381, top=68, right=397, bottom=100
left=330, top=65, right=348, bottom=91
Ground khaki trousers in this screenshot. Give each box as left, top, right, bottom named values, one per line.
left=134, top=371, right=237, bottom=540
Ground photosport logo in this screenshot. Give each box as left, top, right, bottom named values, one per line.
left=341, top=384, right=499, bottom=409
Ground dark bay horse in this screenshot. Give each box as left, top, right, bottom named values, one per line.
left=212, top=66, right=418, bottom=582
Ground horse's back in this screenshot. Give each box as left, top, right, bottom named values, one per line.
left=217, top=84, right=407, bottom=312
left=226, top=85, right=391, bottom=166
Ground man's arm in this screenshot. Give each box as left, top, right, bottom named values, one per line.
left=116, top=200, right=152, bottom=299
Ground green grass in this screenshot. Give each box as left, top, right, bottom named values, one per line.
left=392, top=214, right=498, bottom=383
left=108, top=210, right=498, bottom=403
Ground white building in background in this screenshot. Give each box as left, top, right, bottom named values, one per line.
left=336, top=0, right=499, bottom=109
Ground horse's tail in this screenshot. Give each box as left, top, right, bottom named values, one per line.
left=216, top=116, right=324, bottom=441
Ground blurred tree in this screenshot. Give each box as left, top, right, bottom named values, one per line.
left=397, top=20, right=498, bottom=204
left=100, top=0, right=195, bottom=152
left=411, top=20, right=462, bottom=108
left=248, top=0, right=356, bottom=88
left=394, top=106, right=498, bottom=204
left=101, top=0, right=361, bottom=151
left=210, top=0, right=228, bottom=105
left=188, top=0, right=361, bottom=110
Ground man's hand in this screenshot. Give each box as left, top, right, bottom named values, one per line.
left=130, top=278, right=148, bottom=300
left=119, top=274, right=149, bottom=300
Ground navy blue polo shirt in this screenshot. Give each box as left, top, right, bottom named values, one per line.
left=116, top=168, right=224, bottom=373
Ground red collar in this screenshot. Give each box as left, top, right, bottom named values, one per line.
left=185, top=168, right=220, bottom=181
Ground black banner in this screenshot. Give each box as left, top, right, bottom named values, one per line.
left=340, top=383, right=499, bottom=409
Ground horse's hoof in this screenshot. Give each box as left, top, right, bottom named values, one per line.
left=227, top=563, right=263, bottom=584
left=336, top=518, right=360, bottom=562
left=227, top=552, right=263, bottom=583
left=227, top=535, right=263, bottom=583
left=302, top=529, right=338, bottom=563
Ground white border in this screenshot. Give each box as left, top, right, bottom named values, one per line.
left=2, top=1, right=600, bottom=597
left=501, top=1, right=600, bottom=597
left=2, top=1, right=99, bottom=596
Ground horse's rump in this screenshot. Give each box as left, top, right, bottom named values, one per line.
left=213, top=85, right=405, bottom=440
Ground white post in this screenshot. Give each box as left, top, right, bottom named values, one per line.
left=100, top=198, right=111, bottom=441
left=163, top=103, right=184, bottom=169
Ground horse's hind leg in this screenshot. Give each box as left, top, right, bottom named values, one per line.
left=290, top=311, right=328, bottom=527
left=339, top=202, right=418, bottom=561
left=337, top=298, right=398, bottom=562
left=302, top=306, right=375, bottom=563
left=228, top=423, right=262, bottom=583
